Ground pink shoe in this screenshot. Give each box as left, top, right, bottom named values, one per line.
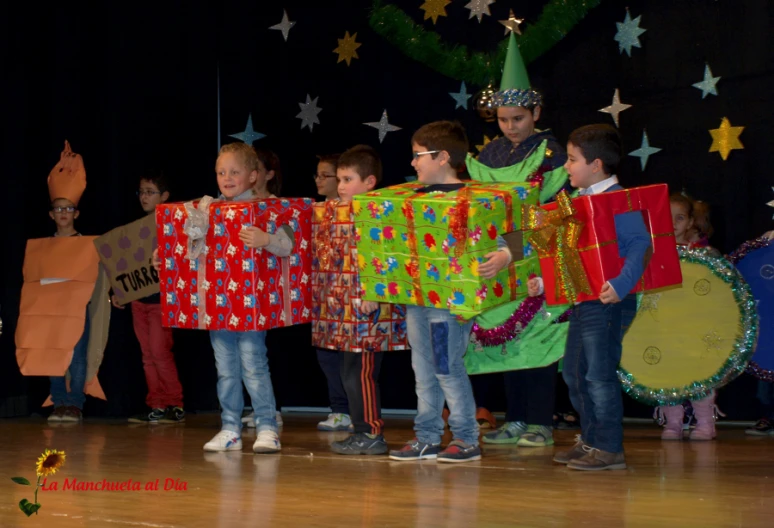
left=660, top=404, right=684, bottom=440
left=689, top=394, right=716, bottom=441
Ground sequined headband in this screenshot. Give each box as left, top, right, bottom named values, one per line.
left=493, top=88, right=543, bottom=109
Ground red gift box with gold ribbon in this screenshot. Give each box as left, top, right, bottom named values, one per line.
left=529, top=184, right=681, bottom=305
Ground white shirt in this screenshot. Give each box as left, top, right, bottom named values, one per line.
left=578, top=175, right=619, bottom=196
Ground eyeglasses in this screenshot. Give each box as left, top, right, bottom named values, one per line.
left=313, top=173, right=337, bottom=181
left=137, top=190, right=161, bottom=197
left=51, top=206, right=77, bottom=213
left=412, top=150, right=440, bottom=160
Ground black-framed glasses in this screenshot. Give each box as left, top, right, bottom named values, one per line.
left=137, top=190, right=161, bottom=197
left=412, top=150, right=440, bottom=160
left=313, top=173, right=337, bottom=181
left=51, top=206, right=77, bottom=213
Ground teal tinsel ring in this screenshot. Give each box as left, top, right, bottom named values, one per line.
left=616, top=247, right=759, bottom=406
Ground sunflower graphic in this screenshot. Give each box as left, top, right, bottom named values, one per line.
left=12, top=449, right=67, bottom=516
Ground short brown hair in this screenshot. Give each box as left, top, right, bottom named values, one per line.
left=338, top=145, right=382, bottom=184
left=567, top=124, right=622, bottom=176
left=317, top=153, right=341, bottom=168
left=411, top=121, right=469, bottom=171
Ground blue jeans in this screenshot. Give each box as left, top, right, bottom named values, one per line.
left=406, top=305, right=478, bottom=445
left=210, top=330, right=277, bottom=434
left=50, top=311, right=90, bottom=409
left=563, top=295, right=636, bottom=454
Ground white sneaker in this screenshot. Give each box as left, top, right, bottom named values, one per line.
left=203, top=430, right=242, bottom=452
left=276, top=412, right=283, bottom=428
left=253, top=430, right=281, bottom=453
left=242, top=413, right=256, bottom=428
left=317, top=413, right=353, bottom=431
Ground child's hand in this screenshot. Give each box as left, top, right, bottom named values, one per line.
left=110, top=294, right=125, bottom=309
left=152, top=248, right=161, bottom=271
left=599, top=282, right=621, bottom=304
left=527, top=277, right=543, bottom=297
left=239, top=226, right=270, bottom=249
left=479, top=250, right=509, bottom=279
left=360, top=301, right=379, bottom=315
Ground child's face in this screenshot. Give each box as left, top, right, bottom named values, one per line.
left=337, top=166, right=375, bottom=203
left=49, top=198, right=78, bottom=228
left=671, top=202, right=694, bottom=243
left=315, top=161, right=338, bottom=199
left=216, top=152, right=258, bottom=199
left=253, top=159, right=275, bottom=195
left=497, top=106, right=540, bottom=147
left=564, top=142, right=603, bottom=189
left=138, top=179, right=168, bottom=214
left=410, top=142, right=445, bottom=184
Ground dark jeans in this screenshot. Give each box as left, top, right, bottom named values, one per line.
left=316, top=348, right=349, bottom=414
left=563, top=295, right=636, bottom=454
left=504, top=363, right=558, bottom=426
left=50, top=311, right=90, bottom=410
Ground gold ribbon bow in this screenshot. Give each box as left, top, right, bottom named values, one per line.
left=522, top=191, right=591, bottom=303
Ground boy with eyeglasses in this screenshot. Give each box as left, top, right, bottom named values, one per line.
left=117, top=170, right=186, bottom=424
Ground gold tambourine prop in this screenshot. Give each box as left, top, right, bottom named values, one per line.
left=618, top=247, right=758, bottom=406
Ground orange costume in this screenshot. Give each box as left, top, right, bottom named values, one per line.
left=15, top=141, right=110, bottom=403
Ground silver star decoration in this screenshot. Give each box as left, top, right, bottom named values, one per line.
left=269, top=9, right=295, bottom=42
left=599, top=88, right=632, bottom=127
left=296, top=94, right=322, bottom=132
left=229, top=114, right=265, bottom=144
left=465, top=0, right=496, bottom=23
left=767, top=187, right=774, bottom=219
left=629, top=130, right=661, bottom=170
left=692, top=63, right=721, bottom=99
left=614, top=10, right=646, bottom=57
left=449, top=82, right=472, bottom=110
left=499, top=9, right=523, bottom=35
left=363, top=109, right=401, bottom=143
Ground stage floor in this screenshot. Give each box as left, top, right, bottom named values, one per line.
left=1, top=413, right=772, bottom=527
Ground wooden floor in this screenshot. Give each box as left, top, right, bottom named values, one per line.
left=2, top=414, right=772, bottom=528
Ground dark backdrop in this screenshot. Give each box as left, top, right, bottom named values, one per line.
left=2, top=0, right=772, bottom=419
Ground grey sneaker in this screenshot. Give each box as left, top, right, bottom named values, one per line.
left=389, top=438, right=440, bottom=461
left=553, top=434, right=587, bottom=464
left=517, top=425, right=554, bottom=447
left=331, top=433, right=388, bottom=455
left=482, top=421, right=528, bottom=444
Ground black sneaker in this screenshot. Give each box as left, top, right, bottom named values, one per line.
left=128, top=408, right=166, bottom=424
left=331, top=433, right=388, bottom=455
left=159, top=406, right=186, bottom=424
left=745, top=418, right=774, bottom=436
left=437, top=439, right=482, bottom=463
left=389, top=438, right=440, bottom=461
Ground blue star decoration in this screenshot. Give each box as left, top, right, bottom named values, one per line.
left=692, top=63, right=721, bottom=99
left=229, top=114, right=266, bottom=144
left=363, top=110, right=401, bottom=143
left=614, top=10, right=646, bottom=57
left=296, top=94, right=322, bottom=132
left=629, top=130, right=661, bottom=170
left=449, top=81, right=472, bottom=110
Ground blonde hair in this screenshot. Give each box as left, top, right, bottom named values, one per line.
left=217, top=142, right=261, bottom=173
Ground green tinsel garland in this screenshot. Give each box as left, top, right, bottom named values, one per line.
left=617, top=247, right=759, bottom=407
left=368, top=0, right=603, bottom=85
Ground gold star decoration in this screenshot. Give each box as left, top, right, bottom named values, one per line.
left=499, top=9, right=524, bottom=35
left=709, top=117, right=744, bottom=161
left=475, top=135, right=499, bottom=155
left=421, top=0, right=451, bottom=24
left=334, top=31, right=361, bottom=66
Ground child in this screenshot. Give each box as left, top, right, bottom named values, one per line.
left=471, top=31, right=571, bottom=447
left=326, top=145, right=390, bottom=454
left=532, top=124, right=651, bottom=470
left=389, top=121, right=512, bottom=463
left=656, top=193, right=721, bottom=440
left=312, top=153, right=352, bottom=432
left=155, top=142, right=293, bottom=453
left=118, top=170, right=185, bottom=424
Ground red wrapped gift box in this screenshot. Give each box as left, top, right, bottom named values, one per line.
left=157, top=197, right=313, bottom=331
left=311, top=200, right=408, bottom=353
left=537, top=184, right=681, bottom=305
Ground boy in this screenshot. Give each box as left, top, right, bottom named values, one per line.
left=118, top=170, right=185, bottom=424
left=529, top=124, right=651, bottom=470
left=327, top=145, right=391, bottom=455
left=388, top=121, right=512, bottom=463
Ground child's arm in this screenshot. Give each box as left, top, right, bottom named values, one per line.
left=604, top=212, right=652, bottom=304
left=239, top=225, right=295, bottom=257
left=479, top=235, right=512, bottom=279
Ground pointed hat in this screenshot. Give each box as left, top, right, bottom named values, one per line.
left=494, top=33, right=543, bottom=108
left=48, top=140, right=87, bottom=205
